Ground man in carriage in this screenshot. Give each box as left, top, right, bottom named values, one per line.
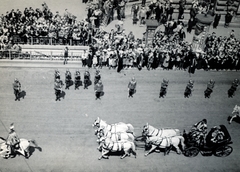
left=159, top=79, right=169, bottom=98
left=84, top=70, right=91, bottom=89
left=6, top=123, right=20, bottom=157
left=12, top=78, right=21, bottom=101
left=54, top=78, right=64, bottom=101
left=65, top=69, right=72, bottom=90
left=189, top=119, right=208, bottom=145
left=204, top=79, right=215, bottom=98
left=74, top=70, right=81, bottom=90
left=128, top=77, right=137, bottom=98
left=184, top=79, right=194, bottom=98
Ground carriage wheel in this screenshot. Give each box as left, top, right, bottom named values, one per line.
left=183, top=147, right=199, bottom=157
left=214, top=145, right=233, bottom=157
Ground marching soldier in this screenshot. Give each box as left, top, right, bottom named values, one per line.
left=13, top=78, right=21, bottom=101
left=84, top=70, right=91, bottom=89
left=204, top=79, right=215, bottom=98
left=54, top=69, right=60, bottom=81
left=128, top=77, right=137, bottom=98
left=75, top=70, right=81, bottom=90
left=94, top=80, right=104, bottom=100
left=228, top=78, right=239, bottom=98
left=159, top=79, right=169, bottom=98
left=184, top=79, right=194, bottom=98
left=65, top=69, right=72, bottom=90
left=54, top=78, right=64, bottom=101
left=6, top=123, right=20, bottom=157
left=94, top=69, right=101, bottom=85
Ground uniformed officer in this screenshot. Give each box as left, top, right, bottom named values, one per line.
left=184, top=79, right=194, bottom=98
left=54, top=69, right=60, bottom=81
left=94, top=69, right=101, bottom=85
left=6, top=123, right=20, bottom=157
left=54, top=78, right=64, bottom=101
left=159, top=79, right=169, bottom=98
left=128, top=77, right=137, bottom=98
left=75, top=70, right=81, bottom=90
left=65, top=69, right=72, bottom=90
left=13, top=78, right=21, bottom=101
left=204, top=79, right=215, bottom=98
left=84, top=70, right=91, bottom=89
left=94, top=80, right=104, bottom=100
left=228, top=78, right=239, bottom=98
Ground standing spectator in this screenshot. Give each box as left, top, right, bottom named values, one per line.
left=82, top=50, right=88, bottom=67
left=131, top=4, right=139, bottom=24
left=166, top=3, right=174, bottom=21
left=139, top=5, right=147, bottom=25
left=128, top=77, right=137, bottom=98
left=224, top=10, right=233, bottom=27
left=178, top=0, right=185, bottom=20
left=94, top=80, right=104, bottom=100
left=63, top=46, right=68, bottom=65
left=187, top=17, right=195, bottom=33
left=213, top=12, right=221, bottom=29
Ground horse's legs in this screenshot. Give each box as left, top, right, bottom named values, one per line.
left=99, top=149, right=109, bottom=160
left=145, top=145, right=157, bottom=156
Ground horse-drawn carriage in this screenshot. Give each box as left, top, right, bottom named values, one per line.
left=183, top=125, right=233, bottom=157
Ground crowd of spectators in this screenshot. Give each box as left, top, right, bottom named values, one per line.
left=0, top=0, right=239, bottom=71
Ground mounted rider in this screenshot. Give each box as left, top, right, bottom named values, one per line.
left=54, top=78, right=64, bottom=101
left=128, top=77, right=137, bottom=98
left=13, top=78, right=21, bottom=101
left=65, top=69, right=72, bottom=90
left=74, top=70, right=81, bottom=90
left=94, top=69, right=101, bottom=85
left=228, top=78, right=239, bottom=98
left=84, top=70, right=91, bottom=89
left=54, top=69, right=60, bottom=81
left=189, top=119, right=207, bottom=145
left=6, top=123, right=20, bottom=156
left=94, top=80, right=104, bottom=100
left=159, top=79, right=169, bottom=98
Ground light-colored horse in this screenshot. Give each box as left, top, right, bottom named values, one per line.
left=229, top=105, right=240, bottom=124
left=95, top=127, right=135, bottom=143
left=0, top=137, right=41, bottom=159
left=98, top=137, right=137, bottom=160
left=144, top=136, right=185, bottom=156
left=142, top=123, right=180, bottom=137
left=92, top=117, right=134, bottom=134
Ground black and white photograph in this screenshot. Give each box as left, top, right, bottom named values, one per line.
left=0, top=0, right=240, bottom=171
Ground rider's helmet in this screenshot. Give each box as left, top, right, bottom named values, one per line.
left=234, top=78, right=239, bottom=83
left=98, top=80, right=102, bottom=84
left=209, top=79, right=214, bottom=84
left=96, top=69, right=100, bottom=75
left=163, top=79, right=168, bottom=83
left=189, top=80, right=194, bottom=84
left=14, top=78, right=19, bottom=83
left=9, top=123, right=14, bottom=130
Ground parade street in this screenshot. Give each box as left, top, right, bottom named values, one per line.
left=0, top=66, right=239, bottom=172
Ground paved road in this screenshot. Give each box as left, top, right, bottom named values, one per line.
left=0, top=66, right=239, bottom=172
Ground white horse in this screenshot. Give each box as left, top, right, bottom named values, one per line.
left=92, top=117, right=134, bottom=135
left=0, top=137, right=41, bottom=159
left=95, top=127, right=135, bottom=143
left=229, top=105, right=240, bottom=124
left=144, top=136, right=185, bottom=156
left=98, top=137, right=137, bottom=160
left=142, top=123, right=181, bottom=137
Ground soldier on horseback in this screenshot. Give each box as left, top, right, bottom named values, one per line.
left=54, top=69, right=60, bottom=81
left=94, top=69, right=101, bottom=85
left=84, top=70, right=91, bottom=89
left=54, top=78, right=64, bottom=101
left=74, top=70, right=81, bottom=90
left=13, top=78, right=21, bottom=101
left=204, top=79, right=215, bottom=98
left=6, top=123, right=20, bottom=157
left=128, top=77, right=137, bottom=98
left=94, top=80, right=104, bottom=100
left=65, top=69, right=72, bottom=90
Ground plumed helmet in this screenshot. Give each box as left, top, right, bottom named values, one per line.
left=210, top=79, right=214, bottom=83
left=189, top=80, right=194, bottom=84
left=10, top=123, right=14, bottom=130
left=131, top=77, right=135, bottom=82
left=234, top=79, right=239, bottom=83
left=98, top=80, right=102, bottom=84
left=163, top=79, right=168, bottom=83
left=14, top=78, right=19, bottom=82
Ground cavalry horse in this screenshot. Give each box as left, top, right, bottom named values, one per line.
left=142, top=123, right=181, bottom=138
left=229, top=105, right=240, bottom=124
left=92, top=117, right=135, bottom=135
left=98, top=137, right=136, bottom=160
left=0, top=137, right=41, bottom=159
left=144, top=136, right=185, bottom=156
left=95, top=127, right=135, bottom=143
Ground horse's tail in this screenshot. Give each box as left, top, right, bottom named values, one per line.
left=130, top=142, right=137, bottom=158
left=127, top=124, right=135, bottom=136
left=178, top=136, right=185, bottom=151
